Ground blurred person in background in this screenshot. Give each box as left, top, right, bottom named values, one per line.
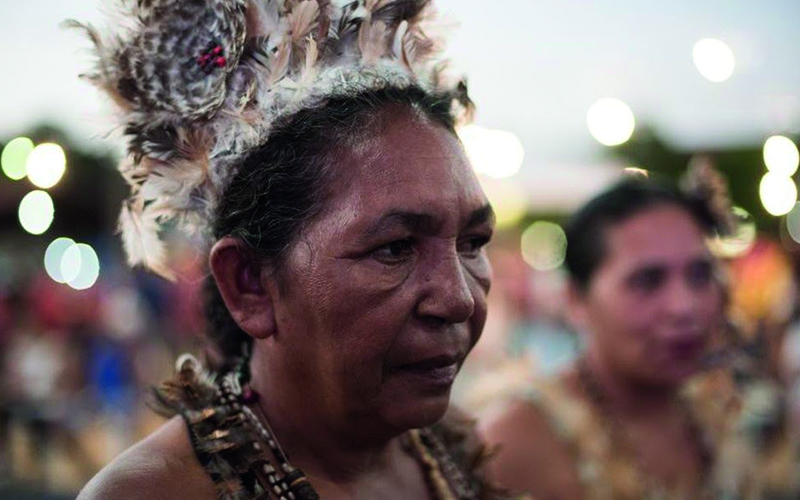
left=0, top=287, right=15, bottom=478
left=784, top=323, right=800, bottom=429
left=481, top=175, right=800, bottom=499
left=74, top=1, right=504, bottom=499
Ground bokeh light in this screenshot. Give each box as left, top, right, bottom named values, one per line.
left=61, top=243, right=101, bottom=290
left=760, top=172, right=797, bottom=216
left=707, top=207, right=756, bottom=258
left=521, top=221, right=568, bottom=271
left=586, top=98, right=635, bottom=146
left=60, top=243, right=82, bottom=284
left=26, top=142, right=66, bottom=189
left=1, top=137, right=34, bottom=181
left=786, top=203, right=800, bottom=244
left=18, top=190, right=55, bottom=235
left=763, top=135, right=799, bottom=177
left=458, top=125, right=524, bottom=179
left=44, top=237, right=76, bottom=283
left=693, top=38, right=735, bottom=83
left=479, top=178, right=528, bottom=229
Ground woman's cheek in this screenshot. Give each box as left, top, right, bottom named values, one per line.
left=348, top=258, right=416, bottom=292
left=464, top=255, right=492, bottom=294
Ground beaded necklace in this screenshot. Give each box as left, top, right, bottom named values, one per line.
left=575, top=359, right=714, bottom=497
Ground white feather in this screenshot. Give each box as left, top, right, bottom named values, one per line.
left=297, top=36, right=319, bottom=88
left=141, top=161, right=206, bottom=202
left=359, top=19, right=388, bottom=64
left=118, top=201, right=176, bottom=280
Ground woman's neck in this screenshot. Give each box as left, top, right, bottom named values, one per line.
left=248, top=348, right=404, bottom=485
left=581, top=349, right=681, bottom=418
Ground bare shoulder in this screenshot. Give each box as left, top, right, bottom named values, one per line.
left=478, top=396, right=583, bottom=500
left=77, top=416, right=216, bottom=500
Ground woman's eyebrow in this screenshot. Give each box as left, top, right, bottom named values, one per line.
left=363, top=211, right=440, bottom=238
left=361, top=203, right=494, bottom=240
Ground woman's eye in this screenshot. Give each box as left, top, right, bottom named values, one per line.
left=687, top=260, right=713, bottom=289
left=372, top=239, right=414, bottom=263
left=458, top=236, right=490, bottom=256
left=628, top=267, right=665, bottom=293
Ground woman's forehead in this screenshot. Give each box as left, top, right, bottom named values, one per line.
left=604, top=206, right=709, bottom=267
left=322, top=115, right=487, bottom=224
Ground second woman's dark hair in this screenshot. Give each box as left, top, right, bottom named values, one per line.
left=564, top=177, right=717, bottom=291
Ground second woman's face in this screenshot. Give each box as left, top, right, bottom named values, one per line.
left=270, top=110, right=494, bottom=435
left=578, top=205, right=723, bottom=386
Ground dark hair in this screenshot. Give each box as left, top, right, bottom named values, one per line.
left=205, top=85, right=462, bottom=367
left=564, top=177, right=717, bottom=291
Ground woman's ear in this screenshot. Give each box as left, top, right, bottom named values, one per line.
left=209, top=236, right=277, bottom=339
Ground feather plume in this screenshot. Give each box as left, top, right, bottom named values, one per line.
left=268, top=40, right=292, bottom=83
left=372, top=0, right=429, bottom=25
left=141, top=161, right=206, bottom=203
left=144, top=197, right=180, bottom=221
left=174, top=127, right=213, bottom=162
left=63, top=19, right=135, bottom=113
left=401, top=24, right=434, bottom=68
left=326, top=1, right=361, bottom=52
left=118, top=200, right=176, bottom=280
left=429, top=59, right=450, bottom=88
left=245, top=0, right=282, bottom=39
left=453, top=78, right=475, bottom=124
left=284, top=0, right=306, bottom=12
left=151, top=353, right=218, bottom=417
left=118, top=156, right=153, bottom=192
left=681, top=155, right=737, bottom=236
left=77, top=0, right=471, bottom=279
left=365, top=0, right=385, bottom=12
left=391, top=19, right=407, bottom=59
left=297, top=36, right=320, bottom=87
left=242, top=35, right=272, bottom=68
left=288, top=0, right=320, bottom=44
left=358, top=18, right=389, bottom=64
left=314, top=0, right=332, bottom=47
left=127, top=123, right=180, bottom=162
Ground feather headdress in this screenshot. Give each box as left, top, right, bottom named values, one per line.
left=681, top=155, right=737, bottom=237
left=71, top=0, right=471, bottom=279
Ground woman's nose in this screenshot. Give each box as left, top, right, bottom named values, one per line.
left=665, top=277, right=700, bottom=320
left=415, top=252, right=475, bottom=325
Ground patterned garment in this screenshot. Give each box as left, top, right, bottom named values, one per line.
left=519, top=368, right=800, bottom=500
left=153, top=354, right=506, bottom=500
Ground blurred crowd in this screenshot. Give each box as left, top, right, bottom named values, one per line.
left=3, top=179, right=800, bottom=500
left=0, top=246, right=205, bottom=495
left=3, top=206, right=799, bottom=497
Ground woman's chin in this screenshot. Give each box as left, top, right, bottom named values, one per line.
left=649, top=361, right=703, bottom=387
left=382, top=393, right=452, bottom=431
left=373, top=370, right=457, bottom=429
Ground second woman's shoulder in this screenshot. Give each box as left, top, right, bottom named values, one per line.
left=76, top=416, right=216, bottom=500
left=476, top=376, right=586, bottom=500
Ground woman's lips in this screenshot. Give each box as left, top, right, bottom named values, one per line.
left=668, top=338, right=706, bottom=361
left=393, top=356, right=460, bottom=387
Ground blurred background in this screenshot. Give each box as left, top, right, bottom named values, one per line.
left=1, top=1, right=800, bottom=498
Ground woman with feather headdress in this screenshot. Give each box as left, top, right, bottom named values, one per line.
left=72, top=1, right=506, bottom=499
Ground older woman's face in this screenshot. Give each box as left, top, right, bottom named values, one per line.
left=270, top=110, right=493, bottom=432
left=577, top=205, right=723, bottom=385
